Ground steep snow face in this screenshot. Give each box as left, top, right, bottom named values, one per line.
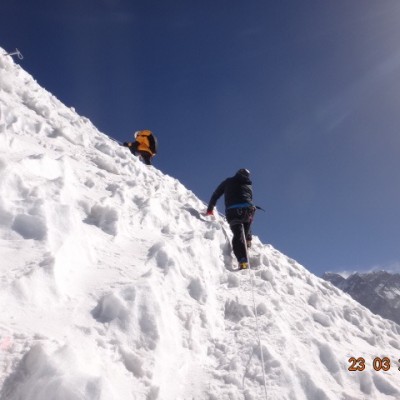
left=1, top=49, right=400, bottom=400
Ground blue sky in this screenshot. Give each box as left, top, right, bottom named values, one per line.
left=1, top=0, right=400, bottom=276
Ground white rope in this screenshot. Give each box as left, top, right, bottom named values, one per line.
left=4, top=48, right=23, bottom=60
left=241, top=224, right=268, bottom=400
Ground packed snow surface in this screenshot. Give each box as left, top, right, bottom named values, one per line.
left=1, top=48, right=400, bottom=400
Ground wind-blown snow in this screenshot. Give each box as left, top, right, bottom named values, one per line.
left=1, top=47, right=400, bottom=400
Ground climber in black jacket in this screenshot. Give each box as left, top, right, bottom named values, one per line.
left=206, top=168, right=255, bottom=270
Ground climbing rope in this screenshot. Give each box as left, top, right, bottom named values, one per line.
left=4, top=48, right=23, bottom=60
left=241, top=224, right=268, bottom=400
left=208, top=210, right=268, bottom=398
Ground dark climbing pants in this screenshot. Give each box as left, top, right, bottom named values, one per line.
left=226, top=207, right=255, bottom=262
left=137, top=151, right=152, bottom=165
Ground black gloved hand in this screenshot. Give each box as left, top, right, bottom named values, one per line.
left=122, top=142, right=129, bottom=147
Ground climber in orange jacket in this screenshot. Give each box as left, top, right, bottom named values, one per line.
left=123, top=130, right=157, bottom=165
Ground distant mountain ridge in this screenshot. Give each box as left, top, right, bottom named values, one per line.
left=322, top=271, right=400, bottom=325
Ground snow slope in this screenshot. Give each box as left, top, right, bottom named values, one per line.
left=1, top=48, right=400, bottom=400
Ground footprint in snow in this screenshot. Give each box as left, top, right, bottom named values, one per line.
left=187, top=277, right=207, bottom=304
left=11, top=214, right=47, bottom=240
left=91, top=156, right=119, bottom=175
left=224, top=299, right=253, bottom=322
left=83, top=204, right=119, bottom=236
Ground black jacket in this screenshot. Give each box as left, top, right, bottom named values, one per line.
left=207, top=172, right=253, bottom=212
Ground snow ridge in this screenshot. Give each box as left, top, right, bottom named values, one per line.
left=1, top=48, right=400, bottom=400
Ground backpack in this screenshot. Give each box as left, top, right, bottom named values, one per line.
left=135, top=130, right=158, bottom=155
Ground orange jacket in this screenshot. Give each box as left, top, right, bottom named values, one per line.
left=136, top=130, right=152, bottom=154
left=129, top=130, right=157, bottom=156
